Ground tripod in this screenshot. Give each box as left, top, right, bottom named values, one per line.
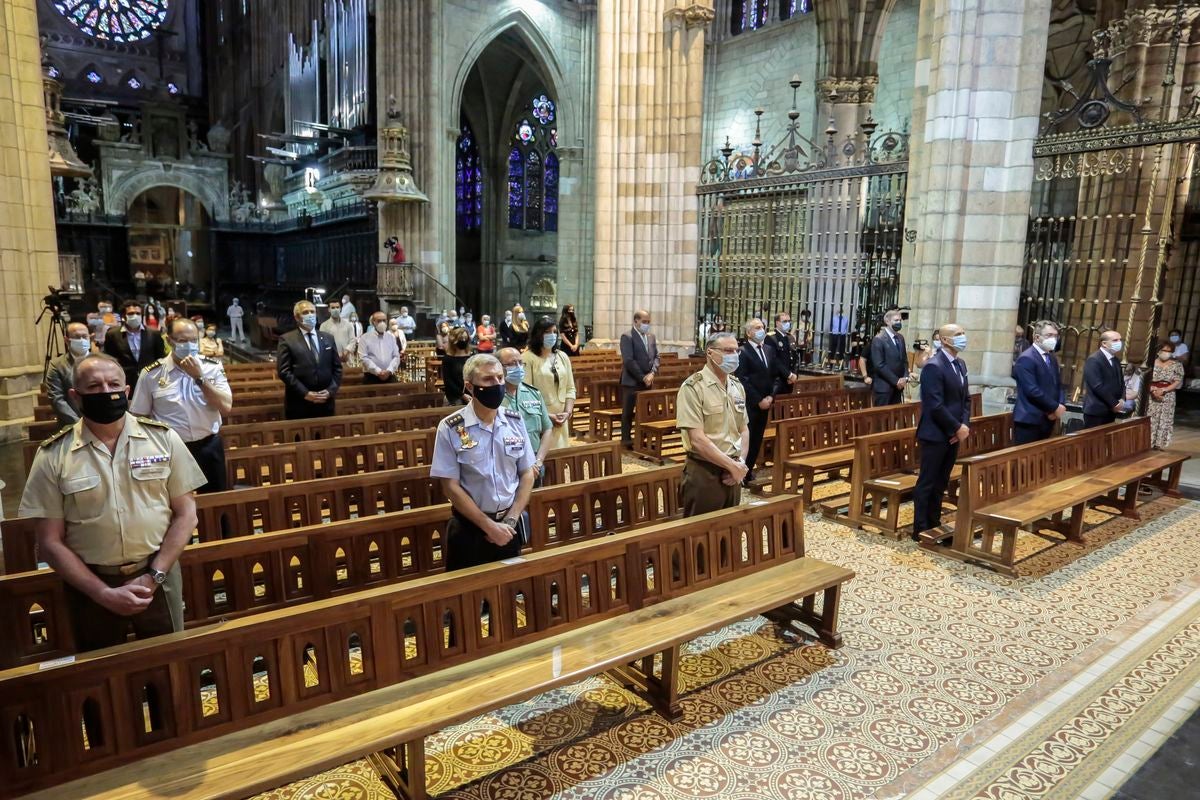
left=37, top=302, right=70, bottom=383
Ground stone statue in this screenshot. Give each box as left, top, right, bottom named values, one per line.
left=65, top=174, right=101, bottom=215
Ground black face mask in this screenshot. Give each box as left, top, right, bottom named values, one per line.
left=79, top=390, right=128, bottom=424
left=471, top=383, right=505, bottom=410
left=891, top=321, right=903, bottom=332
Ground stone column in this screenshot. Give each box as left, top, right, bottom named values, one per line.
left=816, top=75, right=879, bottom=144
left=375, top=0, right=449, bottom=315
left=0, top=0, right=62, bottom=439
left=901, top=0, right=1052, bottom=385
left=593, top=0, right=714, bottom=348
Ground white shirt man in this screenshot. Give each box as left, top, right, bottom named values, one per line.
left=358, top=312, right=401, bottom=382
left=320, top=299, right=356, bottom=361
left=396, top=306, right=417, bottom=336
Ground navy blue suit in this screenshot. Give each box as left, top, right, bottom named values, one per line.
left=913, top=350, right=972, bottom=535
left=735, top=340, right=779, bottom=476
left=1082, top=350, right=1124, bottom=428
left=1012, top=345, right=1064, bottom=444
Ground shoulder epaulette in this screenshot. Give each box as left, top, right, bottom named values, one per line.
left=39, top=426, right=71, bottom=448
left=683, top=373, right=703, bottom=386
left=728, top=374, right=743, bottom=384
left=445, top=413, right=465, bottom=428
left=503, top=407, right=522, bottom=419
left=521, top=382, right=542, bottom=395
left=140, top=359, right=162, bottom=374
left=136, top=416, right=170, bottom=429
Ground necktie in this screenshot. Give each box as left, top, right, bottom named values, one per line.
left=953, top=359, right=966, bottom=386
left=307, top=333, right=319, bottom=359
left=895, top=335, right=903, bottom=353
left=758, top=344, right=767, bottom=366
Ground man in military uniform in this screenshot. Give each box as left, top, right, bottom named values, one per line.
left=131, top=318, right=233, bottom=493
left=676, top=332, right=749, bottom=516
left=430, top=353, right=536, bottom=570
left=498, top=347, right=554, bottom=484
left=45, top=321, right=93, bottom=427
left=18, top=353, right=206, bottom=651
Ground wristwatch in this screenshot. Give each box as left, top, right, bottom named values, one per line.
left=146, top=566, right=168, bottom=585
left=502, top=515, right=519, bottom=528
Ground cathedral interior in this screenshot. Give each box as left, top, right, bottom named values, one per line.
left=3, top=0, right=1200, bottom=798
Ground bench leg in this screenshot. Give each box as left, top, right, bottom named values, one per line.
left=369, top=737, right=428, bottom=800
left=1120, top=479, right=1142, bottom=520
left=765, top=584, right=845, bottom=650
left=609, top=646, right=682, bottom=722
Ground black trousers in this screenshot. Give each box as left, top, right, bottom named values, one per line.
left=912, top=438, right=959, bottom=534
left=185, top=433, right=227, bottom=493
left=284, top=395, right=337, bottom=420
left=363, top=373, right=395, bottom=384
left=873, top=387, right=903, bottom=407
left=1084, top=412, right=1116, bottom=429
left=830, top=334, right=847, bottom=359
left=745, top=404, right=769, bottom=474
left=1013, top=421, right=1053, bottom=445
left=621, top=386, right=642, bottom=444
left=445, top=512, right=522, bottom=571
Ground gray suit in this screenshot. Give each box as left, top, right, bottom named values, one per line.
left=868, top=330, right=908, bottom=405
left=44, top=353, right=81, bottom=428
left=619, top=329, right=660, bottom=444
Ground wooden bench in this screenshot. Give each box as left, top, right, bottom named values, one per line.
left=1, top=497, right=851, bottom=799
left=226, top=428, right=439, bottom=487
left=232, top=380, right=426, bottom=405
left=220, top=405, right=462, bottom=448
left=825, top=412, right=1013, bottom=538
left=920, top=417, right=1189, bottom=575
left=223, top=392, right=446, bottom=426
left=0, top=465, right=682, bottom=666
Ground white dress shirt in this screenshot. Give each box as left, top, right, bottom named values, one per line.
left=358, top=329, right=401, bottom=375
left=129, top=355, right=229, bottom=441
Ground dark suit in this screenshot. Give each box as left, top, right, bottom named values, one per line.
left=734, top=339, right=777, bottom=477
left=103, top=327, right=165, bottom=390
left=765, top=329, right=797, bottom=393
left=1012, top=345, right=1064, bottom=444
left=1082, top=349, right=1124, bottom=428
left=276, top=328, right=343, bottom=419
left=868, top=329, right=908, bottom=405
left=618, top=329, right=659, bottom=444
left=913, top=351, right=971, bottom=535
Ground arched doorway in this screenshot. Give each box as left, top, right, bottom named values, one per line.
left=455, top=29, right=561, bottom=318
left=126, top=186, right=212, bottom=300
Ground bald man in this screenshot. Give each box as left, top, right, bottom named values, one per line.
left=912, top=323, right=972, bottom=538
left=45, top=322, right=94, bottom=427
left=619, top=310, right=660, bottom=447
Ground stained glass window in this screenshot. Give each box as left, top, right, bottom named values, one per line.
left=733, top=0, right=771, bottom=33
left=544, top=153, right=559, bottom=233
left=54, top=0, right=170, bottom=44
left=749, top=1, right=769, bottom=29
left=127, top=76, right=142, bottom=90
left=507, top=148, right=525, bottom=229
left=47, top=65, right=61, bottom=79
left=524, top=151, right=543, bottom=232
left=456, top=118, right=483, bottom=232
left=85, top=70, right=102, bottom=84
left=508, top=93, right=559, bottom=232
left=167, top=82, right=180, bottom=95
left=780, top=0, right=812, bottom=20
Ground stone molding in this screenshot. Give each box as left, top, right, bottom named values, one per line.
left=664, top=3, right=716, bottom=29
left=816, top=75, right=879, bottom=104
left=1092, top=4, right=1200, bottom=57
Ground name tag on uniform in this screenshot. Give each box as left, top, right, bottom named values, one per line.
left=130, top=454, right=170, bottom=468
left=521, top=399, right=541, bottom=412
left=503, top=435, right=525, bottom=451
left=734, top=399, right=746, bottom=412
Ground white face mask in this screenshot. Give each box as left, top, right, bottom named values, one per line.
left=375, top=321, right=388, bottom=334
left=1040, top=336, right=1058, bottom=352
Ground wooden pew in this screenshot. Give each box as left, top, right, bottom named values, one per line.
left=220, top=406, right=462, bottom=448
left=224, top=392, right=446, bottom=426
left=920, top=417, right=1189, bottom=575
left=231, top=380, right=426, bottom=405
left=768, top=395, right=982, bottom=508
left=0, top=498, right=853, bottom=800
left=226, top=429, right=439, bottom=487
left=0, top=441, right=624, bottom=576
left=827, top=412, right=1013, bottom=537
left=0, top=465, right=683, bottom=667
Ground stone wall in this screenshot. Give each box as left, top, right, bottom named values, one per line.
left=0, top=0, right=63, bottom=439
left=873, top=0, right=919, bottom=136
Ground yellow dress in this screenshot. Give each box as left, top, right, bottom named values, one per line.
left=521, top=348, right=576, bottom=451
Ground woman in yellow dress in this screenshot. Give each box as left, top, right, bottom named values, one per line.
left=521, top=315, right=576, bottom=450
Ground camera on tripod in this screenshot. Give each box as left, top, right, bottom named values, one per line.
left=43, top=286, right=68, bottom=315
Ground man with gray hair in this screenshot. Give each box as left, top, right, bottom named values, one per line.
left=430, top=353, right=537, bottom=570
left=276, top=299, right=342, bottom=418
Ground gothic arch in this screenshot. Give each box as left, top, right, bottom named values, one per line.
left=105, top=168, right=229, bottom=221
left=450, top=10, right=575, bottom=146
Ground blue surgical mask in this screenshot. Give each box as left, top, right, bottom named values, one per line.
left=951, top=334, right=968, bottom=351
left=543, top=333, right=558, bottom=349
left=717, top=352, right=739, bottom=374
left=1169, top=334, right=1181, bottom=344
left=125, top=314, right=142, bottom=329
left=1108, top=340, right=1123, bottom=353
left=752, top=328, right=766, bottom=343
left=891, top=320, right=903, bottom=332
left=301, top=313, right=317, bottom=330
left=639, top=323, right=651, bottom=335
left=505, top=365, right=525, bottom=385
left=781, top=321, right=792, bottom=333
left=68, top=338, right=90, bottom=357
left=173, top=341, right=199, bottom=359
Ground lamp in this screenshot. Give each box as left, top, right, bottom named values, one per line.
left=363, top=97, right=429, bottom=204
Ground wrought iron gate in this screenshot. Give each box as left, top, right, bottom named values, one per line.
left=697, top=99, right=908, bottom=360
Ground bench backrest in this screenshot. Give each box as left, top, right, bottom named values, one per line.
left=850, top=411, right=1013, bottom=485
left=225, top=392, right=446, bottom=425
left=774, top=402, right=922, bottom=461
left=232, top=380, right=425, bottom=404
left=226, top=428, right=439, bottom=486
left=634, top=387, right=677, bottom=424
left=768, top=386, right=871, bottom=421
left=221, top=405, right=463, bottom=448
left=953, top=416, right=1149, bottom=534
left=0, top=496, right=801, bottom=796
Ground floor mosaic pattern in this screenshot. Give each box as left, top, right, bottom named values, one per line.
left=253, top=479, right=1200, bottom=800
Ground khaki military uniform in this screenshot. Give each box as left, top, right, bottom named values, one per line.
left=18, top=414, right=207, bottom=649
left=675, top=367, right=749, bottom=516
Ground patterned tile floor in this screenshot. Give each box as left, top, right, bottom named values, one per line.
left=248, top=467, right=1200, bottom=800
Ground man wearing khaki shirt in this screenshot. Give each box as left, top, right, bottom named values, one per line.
left=19, top=354, right=205, bottom=651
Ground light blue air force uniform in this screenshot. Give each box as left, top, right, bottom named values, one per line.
left=430, top=403, right=535, bottom=515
